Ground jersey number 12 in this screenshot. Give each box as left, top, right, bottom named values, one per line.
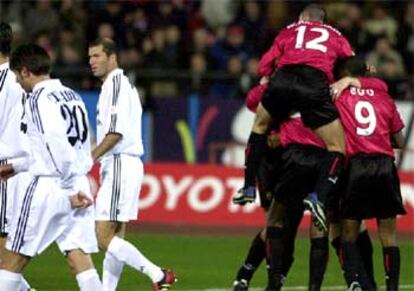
left=295, top=26, right=329, bottom=53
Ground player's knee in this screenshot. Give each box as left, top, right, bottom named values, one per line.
left=66, top=250, right=94, bottom=275
left=96, top=230, right=113, bottom=251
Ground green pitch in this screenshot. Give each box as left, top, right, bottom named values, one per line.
left=24, top=233, right=414, bottom=290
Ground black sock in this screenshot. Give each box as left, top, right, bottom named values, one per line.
left=356, top=231, right=376, bottom=289
left=244, top=133, right=267, bottom=187
left=236, top=231, right=266, bottom=281
left=314, top=151, right=345, bottom=205
left=331, top=236, right=341, bottom=259
left=383, top=246, right=400, bottom=291
left=266, top=226, right=284, bottom=289
left=309, top=237, right=329, bottom=291
left=342, top=241, right=373, bottom=289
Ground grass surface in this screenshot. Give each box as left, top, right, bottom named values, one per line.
left=24, top=233, right=414, bottom=290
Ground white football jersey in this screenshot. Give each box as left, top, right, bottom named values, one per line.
left=96, top=68, right=144, bottom=159
left=22, top=79, right=92, bottom=191
left=0, top=62, right=29, bottom=163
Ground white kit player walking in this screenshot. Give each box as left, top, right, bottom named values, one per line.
left=0, top=22, right=35, bottom=291
left=0, top=44, right=102, bottom=291
left=88, top=38, right=176, bottom=291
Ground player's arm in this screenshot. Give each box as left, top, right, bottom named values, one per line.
left=391, top=131, right=404, bottom=149
left=92, top=78, right=133, bottom=161
left=330, top=76, right=361, bottom=99
left=257, top=36, right=282, bottom=77
left=92, top=132, right=122, bottom=162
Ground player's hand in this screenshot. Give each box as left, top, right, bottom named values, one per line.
left=267, top=131, right=280, bottom=149
left=70, top=191, right=93, bottom=209
left=330, top=77, right=361, bottom=100
left=259, top=76, right=269, bottom=85
left=0, top=164, right=16, bottom=181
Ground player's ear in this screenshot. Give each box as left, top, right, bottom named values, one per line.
left=20, top=66, right=30, bottom=78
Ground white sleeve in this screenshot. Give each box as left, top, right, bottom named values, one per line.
left=34, top=95, right=77, bottom=193
left=106, top=75, right=130, bottom=136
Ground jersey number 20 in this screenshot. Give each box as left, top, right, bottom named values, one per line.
left=295, top=26, right=329, bottom=53
left=60, top=104, right=88, bottom=146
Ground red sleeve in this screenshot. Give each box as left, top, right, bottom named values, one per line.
left=258, top=36, right=282, bottom=77
left=390, top=102, right=405, bottom=133
left=337, top=36, right=354, bottom=58
left=246, top=83, right=268, bottom=112
left=358, top=77, right=388, bottom=92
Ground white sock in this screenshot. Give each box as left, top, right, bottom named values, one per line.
left=20, top=276, right=31, bottom=291
left=103, top=251, right=124, bottom=291
left=75, top=268, right=103, bottom=291
left=0, top=270, right=22, bottom=291
left=107, top=236, right=163, bottom=282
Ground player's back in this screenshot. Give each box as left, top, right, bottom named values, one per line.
left=0, top=63, right=27, bottom=160
left=280, top=115, right=325, bottom=149
left=259, top=21, right=353, bottom=82
left=50, top=84, right=93, bottom=176
left=336, top=78, right=404, bottom=158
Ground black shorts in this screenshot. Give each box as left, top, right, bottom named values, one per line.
left=273, top=144, right=326, bottom=207
left=341, top=154, right=406, bottom=220
left=261, top=65, right=338, bottom=129
left=257, top=146, right=284, bottom=209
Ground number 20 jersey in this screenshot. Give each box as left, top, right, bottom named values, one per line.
left=23, top=79, right=92, bottom=182
left=258, top=20, right=354, bottom=82
left=335, top=77, right=404, bottom=159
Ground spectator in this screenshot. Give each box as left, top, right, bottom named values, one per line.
left=209, top=25, right=249, bottom=70
left=366, top=36, right=406, bottom=78
left=237, top=1, right=267, bottom=53
left=23, top=0, right=59, bottom=38
left=201, top=0, right=239, bottom=29
left=396, top=2, right=414, bottom=74
left=361, top=4, right=398, bottom=50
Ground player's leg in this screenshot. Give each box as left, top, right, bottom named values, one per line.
left=378, top=217, right=400, bottom=291
left=304, top=119, right=346, bottom=232
left=102, top=222, right=125, bottom=291
left=308, top=224, right=328, bottom=291
left=58, top=176, right=102, bottom=291
left=65, top=249, right=102, bottom=291
left=341, top=219, right=373, bottom=289
left=0, top=249, right=30, bottom=291
left=355, top=223, right=376, bottom=290
left=234, top=103, right=272, bottom=204
left=233, top=229, right=266, bottom=290
left=97, top=221, right=175, bottom=290
left=265, top=199, right=287, bottom=290
left=96, top=155, right=176, bottom=290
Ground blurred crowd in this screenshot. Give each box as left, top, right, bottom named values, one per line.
left=1, top=0, right=413, bottom=107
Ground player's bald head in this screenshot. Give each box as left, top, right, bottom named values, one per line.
left=300, top=4, right=326, bottom=23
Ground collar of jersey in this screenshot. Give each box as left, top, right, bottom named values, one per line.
left=31, top=78, right=62, bottom=95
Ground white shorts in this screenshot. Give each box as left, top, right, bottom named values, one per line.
left=56, top=176, right=98, bottom=255
left=0, top=173, right=16, bottom=234
left=95, top=154, right=142, bottom=222
left=6, top=175, right=72, bottom=257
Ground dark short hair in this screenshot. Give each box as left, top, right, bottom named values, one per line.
left=0, top=22, right=13, bottom=55
left=89, top=37, right=117, bottom=56
left=334, top=56, right=366, bottom=79
left=10, top=44, right=51, bottom=75
left=302, top=4, right=326, bottom=22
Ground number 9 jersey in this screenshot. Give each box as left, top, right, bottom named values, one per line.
left=335, top=77, right=404, bottom=159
